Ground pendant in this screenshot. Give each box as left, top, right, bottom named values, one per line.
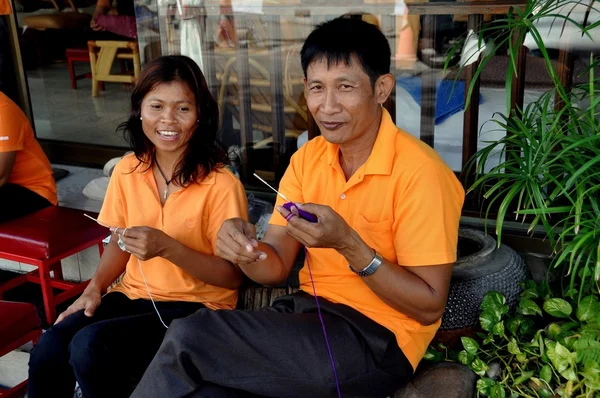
left=163, top=186, right=169, bottom=200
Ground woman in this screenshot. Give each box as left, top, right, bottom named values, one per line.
left=28, top=55, right=248, bottom=398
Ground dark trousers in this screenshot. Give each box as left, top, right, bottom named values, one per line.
left=0, top=183, right=53, bottom=223
left=131, top=292, right=414, bottom=398
left=28, top=292, right=205, bottom=398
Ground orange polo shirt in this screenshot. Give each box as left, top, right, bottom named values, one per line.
left=270, top=108, right=465, bottom=370
left=98, top=153, right=248, bottom=310
left=0, top=0, right=11, bottom=15
left=0, top=92, right=57, bottom=205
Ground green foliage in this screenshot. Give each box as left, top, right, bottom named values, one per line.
left=454, top=0, right=600, bottom=294
left=428, top=287, right=600, bottom=397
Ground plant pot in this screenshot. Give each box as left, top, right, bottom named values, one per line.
left=439, top=228, right=529, bottom=331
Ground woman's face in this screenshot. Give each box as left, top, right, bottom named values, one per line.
left=140, top=81, right=198, bottom=157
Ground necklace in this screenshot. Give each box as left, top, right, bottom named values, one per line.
left=155, top=159, right=174, bottom=200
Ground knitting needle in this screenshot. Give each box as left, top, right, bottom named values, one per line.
left=253, top=173, right=291, bottom=203
left=83, top=213, right=112, bottom=229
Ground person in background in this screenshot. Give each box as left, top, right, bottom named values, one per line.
left=0, top=91, right=57, bottom=223
left=89, top=0, right=137, bottom=40
left=27, top=55, right=248, bottom=398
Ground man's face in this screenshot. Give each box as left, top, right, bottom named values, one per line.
left=304, top=56, right=381, bottom=146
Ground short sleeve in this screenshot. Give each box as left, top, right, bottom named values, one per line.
left=207, top=176, right=249, bottom=253
left=269, top=148, right=306, bottom=227
left=98, top=160, right=127, bottom=228
left=0, top=105, right=26, bottom=152
left=394, top=161, right=465, bottom=266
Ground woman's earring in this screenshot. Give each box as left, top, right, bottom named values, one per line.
left=140, top=117, right=143, bottom=121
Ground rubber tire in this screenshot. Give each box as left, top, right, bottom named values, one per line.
left=440, top=228, right=529, bottom=331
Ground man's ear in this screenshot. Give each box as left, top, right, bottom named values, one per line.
left=375, top=74, right=395, bottom=105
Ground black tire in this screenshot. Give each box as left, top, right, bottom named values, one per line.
left=440, top=229, right=529, bottom=331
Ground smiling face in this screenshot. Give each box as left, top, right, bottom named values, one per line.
left=140, top=80, right=198, bottom=157
left=305, top=56, right=389, bottom=147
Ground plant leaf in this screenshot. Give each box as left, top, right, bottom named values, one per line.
left=458, top=350, right=472, bottom=366
left=476, top=378, right=496, bottom=396
left=518, top=299, right=543, bottom=316
left=469, top=358, right=489, bottom=377
left=577, top=295, right=600, bottom=322
left=481, top=292, right=508, bottom=317
left=492, top=320, right=505, bottom=337
left=508, top=338, right=522, bottom=355
left=514, top=370, right=534, bottom=386
left=461, top=337, right=479, bottom=356
left=539, top=364, right=552, bottom=384
left=480, top=310, right=501, bottom=332
left=490, top=383, right=506, bottom=398
left=543, top=298, right=573, bottom=318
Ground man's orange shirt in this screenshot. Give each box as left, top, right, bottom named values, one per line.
left=0, top=92, right=57, bottom=205
left=98, top=154, right=248, bottom=310
left=0, top=0, right=11, bottom=15
left=270, top=109, right=465, bottom=370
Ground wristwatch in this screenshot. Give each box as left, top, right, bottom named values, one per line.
left=349, top=251, right=383, bottom=277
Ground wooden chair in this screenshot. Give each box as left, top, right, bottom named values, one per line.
left=88, top=40, right=141, bottom=97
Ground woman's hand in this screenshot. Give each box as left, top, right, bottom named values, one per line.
left=112, top=226, right=173, bottom=261
left=55, top=287, right=102, bottom=324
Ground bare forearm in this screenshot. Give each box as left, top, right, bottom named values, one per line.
left=237, top=242, right=289, bottom=286
left=164, top=240, right=242, bottom=290
left=95, top=0, right=111, bottom=13
left=87, top=238, right=129, bottom=293
left=339, top=231, right=446, bottom=325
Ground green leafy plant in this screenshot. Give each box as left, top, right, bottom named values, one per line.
left=453, top=0, right=600, bottom=294
left=428, top=286, right=600, bottom=397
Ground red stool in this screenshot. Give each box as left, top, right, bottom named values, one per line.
left=0, top=301, right=42, bottom=398
left=0, top=207, right=108, bottom=325
left=66, top=48, right=104, bottom=91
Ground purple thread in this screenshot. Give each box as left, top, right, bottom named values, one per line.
left=285, top=213, right=295, bottom=221
left=305, top=247, right=342, bottom=398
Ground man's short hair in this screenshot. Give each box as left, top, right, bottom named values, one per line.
left=300, top=15, right=391, bottom=88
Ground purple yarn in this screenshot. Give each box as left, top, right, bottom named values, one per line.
left=304, top=247, right=342, bottom=398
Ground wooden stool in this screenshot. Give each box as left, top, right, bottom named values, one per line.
left=88, top=40, right=141, bottom=97
left=0, top=207, right=108, bottom=325
left=0, top=301, right=42, bottom=398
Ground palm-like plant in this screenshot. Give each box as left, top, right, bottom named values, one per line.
left=457, top=0, right=600, bottom=296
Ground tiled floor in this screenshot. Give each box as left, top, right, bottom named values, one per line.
left=26, top=62, right=132, bottom=148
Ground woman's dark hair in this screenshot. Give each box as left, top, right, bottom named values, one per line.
left=300, top=16, right=391, bottom=88
left=118, top=55, right=228, bottom=185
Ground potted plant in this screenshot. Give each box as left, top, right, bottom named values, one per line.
left=427, top=1, right=600, bottom=396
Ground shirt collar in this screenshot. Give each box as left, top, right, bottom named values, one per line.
left=322, top=108, right=397, bottom=176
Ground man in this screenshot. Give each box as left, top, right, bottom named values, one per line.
left=0, top=92, right=57, bottom=223
left=131, top=17, right=464, bottom=398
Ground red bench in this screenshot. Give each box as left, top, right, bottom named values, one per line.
left=0, top=301, right=42, bottom=398
left=0, top=207, right=108, bottom=325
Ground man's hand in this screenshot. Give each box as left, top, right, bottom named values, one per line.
left=216, top=218, right=266, bottom=266
left=276, top=203, right=352, bottom=251
left=55, top=287, right=101, bottom=324
left=113, top=226, right=172, bottom=261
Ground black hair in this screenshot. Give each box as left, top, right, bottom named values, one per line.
left=117, top=55, right=228, bottom=185
left=300, top=15, right=391, bottom=88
